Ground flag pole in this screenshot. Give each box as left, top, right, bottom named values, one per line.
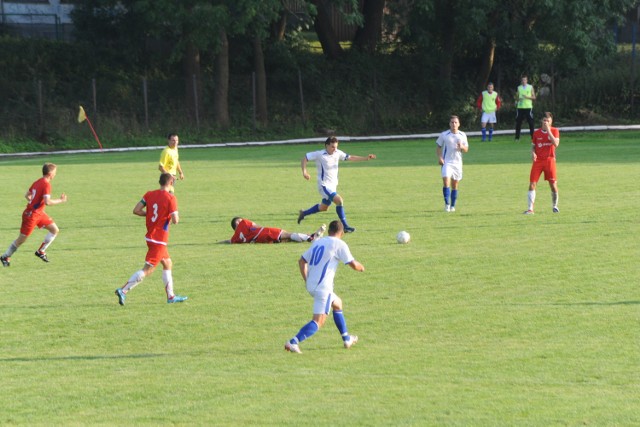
left=84, top=116, right=103, bottom=151
left=77, top=106, right=103, bottom=151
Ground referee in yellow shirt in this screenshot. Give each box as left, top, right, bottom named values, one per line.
left=158, top=133, right=184, bottom=193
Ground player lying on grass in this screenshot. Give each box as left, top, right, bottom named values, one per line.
left=219, top=217, right=326, bottom=244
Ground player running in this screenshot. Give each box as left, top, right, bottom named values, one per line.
left=115, top=173, right=187, bottom=305
left=1, top=163, right=67, bottom=266
left=297, top=136, right=376, bottom=233
left=284, top=221, right=365, bottom=354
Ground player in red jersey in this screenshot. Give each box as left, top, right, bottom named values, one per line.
left=524, top=112, right=560, bottom=214
left=220, top=217, right=326, bottom=244
left=1, top=163, right=67, bottom=266
left=115, top=173, right=187, bottom=305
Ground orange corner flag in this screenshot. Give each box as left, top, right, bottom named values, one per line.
left=77, top=106, right=87, bottom=123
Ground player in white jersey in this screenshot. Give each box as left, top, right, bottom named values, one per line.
left=436, top=115, right=469, bottom=212
left=284, top=220, right=365, bottom=354
left=297, top=136, right=376, bottom=233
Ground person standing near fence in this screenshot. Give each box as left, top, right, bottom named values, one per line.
left=158, top=133, right=184, bottom=193
left=476, top=82, right=501, bottom=141
left=1, top=163, right=68, bottom=266
left=515, top=75, right=536, bottom=142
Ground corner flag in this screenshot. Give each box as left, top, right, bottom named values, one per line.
left=77, top=105, right=103, bottom=150
left=77, top=106, right=87, bottom=123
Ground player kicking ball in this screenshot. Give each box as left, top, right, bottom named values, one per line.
left=297, top=136, right=376, bottom=233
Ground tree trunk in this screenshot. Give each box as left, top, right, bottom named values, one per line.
left=477, top=37, right=496, bottom=92
left=213, top=29, right=230, bottom=129
left=271, top=11, right=287, bottom=41
left=253, top=35, right=268, bottom=126
left=353, top=0, right=385, bottom=53
left=183, top=42, right=202, bottom=121
left=312, top=0, right=343, bottom=59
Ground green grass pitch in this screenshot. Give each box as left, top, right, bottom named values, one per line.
left=0, top=132, right=639, bottom=425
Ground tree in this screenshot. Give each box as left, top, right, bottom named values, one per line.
left=403, top=0, right=635, bottom=89
left=72, top=0, right=284, bottom=129
left=311, top=0, right=345, bottom=59
left=353, top=0, right=386, bottom=53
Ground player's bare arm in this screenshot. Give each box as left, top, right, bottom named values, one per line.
left=547, top=128, right=560, bottom=147
left=171, top=212, right=179, bottom=224
left=436, top=146, right=445, bottom=165
left=133, top=201, right=146, bottom=217
left=348, top=260, right=365, bottom=272
left=301, top=156, right=310, bottom=180
left=298, top=257, right=309, bottom=280
left=45, top=193, right=68, bottom=206
left=348, top=154, right=376, bottom=162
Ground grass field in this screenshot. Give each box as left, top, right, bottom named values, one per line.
left=0, top=132, right=639, bottom=425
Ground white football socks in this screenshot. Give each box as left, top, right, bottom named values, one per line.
left=527, top=190, right=536, bottom=211
left=163, top=270, right=174, bottom=298
left=122, top=270, right=145, bottom=293
left=290, top=233, right=310, bottom=242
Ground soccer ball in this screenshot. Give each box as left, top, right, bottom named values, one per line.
left=396, top=231, right=410, bottom=244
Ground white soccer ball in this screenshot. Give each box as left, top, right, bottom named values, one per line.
left=396, top=231, right=410, bottom=244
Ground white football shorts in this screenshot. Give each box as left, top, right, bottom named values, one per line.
left=441, top=163, right=463, bottom=181
left=308, top=289, right=337, bottom=315
left=481, top=112, right=497, bottom=124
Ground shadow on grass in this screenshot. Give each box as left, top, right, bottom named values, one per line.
left=513, top=301, right=640, bottom=306
left=0, top=353, right=169, bottom=363
left=551, top=301, right=640, bottom=306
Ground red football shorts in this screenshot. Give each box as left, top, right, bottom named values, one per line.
left=253, top=227, right=283, bottom=243
left=20, top=210, right=54, bottom=236
left=529, top=158, right=557, bottom=183
left=145, top=241, right=170, bottom=266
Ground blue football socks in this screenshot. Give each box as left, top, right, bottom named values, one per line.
left=336, top=205, right=349, bottom=228
left=293, top=320, right=319, bottom=344
left=333, top=310, right=348, bottom=337
left=451, top=189, right=458, bottom=208
left=303, top=204, right=321, bottom=217
left=443, top=187, right=451, bottom=206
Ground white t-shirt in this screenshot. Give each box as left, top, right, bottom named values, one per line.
left=306, top=149, right=349, bottom=194
left=302, top=236, right=354, bottom=294
left=436, top=130, right=468, bottom=166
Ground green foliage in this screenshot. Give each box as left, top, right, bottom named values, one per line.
left=1, top=1, right=639, bottom=147
left=0, top=133, right=639, bottom=424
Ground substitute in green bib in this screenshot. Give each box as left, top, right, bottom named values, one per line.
left=476, top=82, right=502, bottom=142
left=515, top=75, right=536, bottom=142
